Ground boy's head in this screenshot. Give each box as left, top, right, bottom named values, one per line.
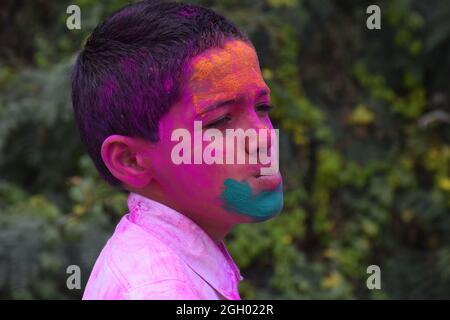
left=71, top=0, right=283, bottom=239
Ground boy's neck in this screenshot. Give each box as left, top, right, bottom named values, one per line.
left=127, top=189, right=232, bottom=245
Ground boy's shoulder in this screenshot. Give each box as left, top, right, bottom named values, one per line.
left=109, top=214, right=190, bottom=281
left=83, top=215, right=196, bottom=299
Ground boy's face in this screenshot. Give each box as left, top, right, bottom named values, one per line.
left=133, top=40, right=283, bottom=234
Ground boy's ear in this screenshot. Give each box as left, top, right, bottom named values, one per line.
left=101, top=135, right=155, bottom=189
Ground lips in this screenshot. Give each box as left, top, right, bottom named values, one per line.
left=249, top=172, right=282, bottom=191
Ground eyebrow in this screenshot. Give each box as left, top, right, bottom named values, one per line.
left=198, top=88, right=271, bottom=116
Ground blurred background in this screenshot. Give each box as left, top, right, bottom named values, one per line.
left=0, top=0, right=449, bottom=299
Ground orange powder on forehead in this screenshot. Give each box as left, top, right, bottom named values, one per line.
left=188, top=41, right=264, bottom=114
left=190, top=41, right=258, bottom=81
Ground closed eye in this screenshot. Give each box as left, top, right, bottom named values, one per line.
left=203, top=115, right=232, bottom=129
left=255, top=103, right=275, bottom=113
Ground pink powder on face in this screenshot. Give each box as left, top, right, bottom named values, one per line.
left=139, top=39, right=271, bottom=235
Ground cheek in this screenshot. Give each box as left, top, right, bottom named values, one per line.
left=165, top=162, right=225, bottom=193
left=187, top=164, right=228, bottom=188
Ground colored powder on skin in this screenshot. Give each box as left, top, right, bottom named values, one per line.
left=220, top=178, right=283, bottom=221
left=188, top=40, right=262, bottom=114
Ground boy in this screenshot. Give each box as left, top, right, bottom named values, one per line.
left=71, top=0, right=283, bottom=300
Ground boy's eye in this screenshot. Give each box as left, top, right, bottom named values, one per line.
left=255, top=103, right=275, bottom=114
left=203, top=115, right=232, bottom=129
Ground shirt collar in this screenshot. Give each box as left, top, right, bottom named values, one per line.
left=127, top=192, right=243, bottom=299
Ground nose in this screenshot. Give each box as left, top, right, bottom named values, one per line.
left=245, top=117, right=273, bottom=158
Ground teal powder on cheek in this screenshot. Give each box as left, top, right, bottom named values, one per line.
left=221, top=178, right=284, bottom=220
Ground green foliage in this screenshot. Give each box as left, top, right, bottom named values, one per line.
left=1, top=0, right=449, bottom=299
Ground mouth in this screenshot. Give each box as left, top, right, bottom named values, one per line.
left=249, top=171, right=282, bottom=191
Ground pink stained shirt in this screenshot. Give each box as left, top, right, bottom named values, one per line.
left=82, top=192, right=244, bottom=300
